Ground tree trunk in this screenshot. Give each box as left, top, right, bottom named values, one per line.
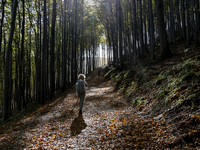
left=191, top=0, right=198, bottom=46
left=175, top=0, right=181, bottom=38
left=139, top=0, right=144, bottom=57
left=115, top=1, right=119, bottom=68
left=148, top=0, right=155, bottom=60
left=0, top=0, right=6, bottom=54
left=109, top=0, right=116, bottom=66
left=132, top=0, right=137, bottom=65
left=143, top=0, right=148, bottom=53
left=118, top=0, right=123, bottom=69
left=80, top=0, right=84, bottom=73
left=155, top=0, right=172, bottom=60
left=71, top=10, right=74, bottom=86
left=181, top=0, right=186, bottom=39
left=62, top=0, right=67, bottom=90
left=50, top=0, right=57, bottom=97
left=74, top=0, right=77, bottom=81
left=21, top=0, right=26, bottom=109
left=186, top=0, right=191, bottom=45
left=41, top=0, right=47, bottom=104
left=3, top=0, right=18, bottom=122
left=196, top=0, right=200, bottom=32
left=169, top=0, right=176, bottom=43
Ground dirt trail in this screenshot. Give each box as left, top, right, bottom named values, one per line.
left=1, top=72, right=196, bottom=149
left=0, top=74, right=132, bottom=149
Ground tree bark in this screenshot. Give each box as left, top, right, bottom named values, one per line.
left=186, top=0, right=191, bottom=45
left=175, top=0, right=181, bottom=38
left=196, top=0, right=200, bottom=32
left=21, top=0, right=26, bottom=109
left=0, top=0, right=6, bottom=54
left=41, top=0, right=47, bottom=104
left=155, top=0, right=172, bottom=60
left=62, top=0, right=67, bottom=90
left=169, top=0, right=176, bottom=43
left=3, top=0, right=18, bottom=122
left=118, top=0, right=123, bottom=69
left=181, top=0, right=186, bottom=39
left=139, top=0, right=144, bottom=57
left=148, top=0, right=155, bottom=60
left=132, top=0, right=137, bottom=65
left=50, top=0, right=57, bottom=97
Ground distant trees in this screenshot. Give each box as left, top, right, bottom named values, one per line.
left=97, top=0, right=199, bottom=67
left=1, top=0, right=103, bottom=122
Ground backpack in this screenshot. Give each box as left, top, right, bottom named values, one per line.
left=76, top=80, right=85, bottom=94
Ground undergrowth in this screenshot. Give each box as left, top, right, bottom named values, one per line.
left=105, top=55, right=200, bottom=111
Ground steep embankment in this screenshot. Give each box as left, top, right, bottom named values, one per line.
left=105, top=43, right=200, bottom=149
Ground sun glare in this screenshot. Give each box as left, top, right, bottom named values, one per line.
left=85, top=0, right=94, bottom=5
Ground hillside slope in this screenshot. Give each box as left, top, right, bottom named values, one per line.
left=104, top=41, right=200, bottom=149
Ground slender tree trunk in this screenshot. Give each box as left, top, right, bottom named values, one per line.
left=80, top=0, right=84, bottom=73
left=132, top=0, right=137, bottom=65
left=139, top=0, right=144, bottom=57
left=28, top=29, right=31, bottom=101
left=115, top=1, right=119, bottom=68
left=181, top=0, right=186, bottom=39
left=74, top=0, right=77, bottom=81
left=107, top=23, right=111, bottom=64
left=62, top=0, right=67, bottom=90
left=191, top=0, right=198, bottom=46
left=0, top=0, right=6, bottom=54
left=118, top=0, right=123, bottom=69
left=67, top=12, right=71, bottom=87
left=3, top=0, right=18, bottom=122
left=17, top=6, right=21, bottom=111
left=71, top=10, right=74, bottom=85
left=21, top=0, right=26, bottom=109
left=186, top=0, right=191, bottom=45
left=50, top=0, right=57, bottom=97
left=196, top=0, right=200, bottom=32
left=148, top=0, right=155, bottom=60
left=175, top=0, right=181, bottom=39
left=109, top=0, right=116, bottom=66
left=143, top=0, right=148, bottom=53
left=8, top=47, right=12, bottom=115
left=41, top=0, right=47, bottom=104
left=15, top=46, right=19, bottom=110
left=169, top=0, right=176, bottom=43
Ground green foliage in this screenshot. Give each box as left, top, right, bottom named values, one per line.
left=132, top=97, right=145, bottom=108
left=104, top=68, right=116, bottom=78
left=124, top=68, right=136, bottom=79
left=156, top=89, right=167, bottom=100
left=167, top=77, right=181, bottom=90
left=154, top=70, right=171, bottom=85
left=125, top=82, right=137, bottom=96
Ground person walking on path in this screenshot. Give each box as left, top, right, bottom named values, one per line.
left=76, top=74, right=88, bottom=114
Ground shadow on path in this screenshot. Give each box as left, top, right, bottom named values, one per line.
left=70, top=114, right=87, bottom=136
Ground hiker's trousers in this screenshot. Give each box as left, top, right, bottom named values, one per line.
left=79, top=92, right=85, bottom=111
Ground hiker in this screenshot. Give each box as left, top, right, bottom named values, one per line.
left=76, top=74, right=88, bottom=114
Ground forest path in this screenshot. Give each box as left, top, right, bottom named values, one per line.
left=0, top=71, right=191, bottom=149
left=0, top=72, right=135, bottom=149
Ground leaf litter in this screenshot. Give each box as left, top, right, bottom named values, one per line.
left=0, top=63, right=200, bottom=149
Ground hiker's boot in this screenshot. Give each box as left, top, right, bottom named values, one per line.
left=79, top=109, right=82, bottom=114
